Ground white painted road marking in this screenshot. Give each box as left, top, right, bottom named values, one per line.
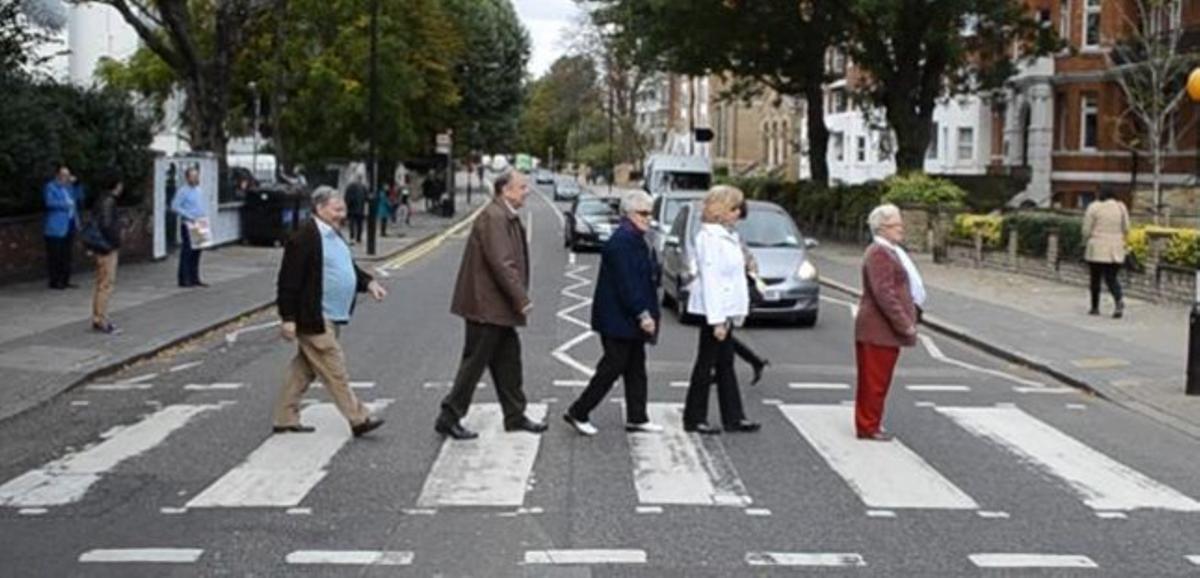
left=777, top=405, right=978, bottom=510
left=746, top=552, right=867, bottom=567
left=939, top=406, right=1200, bottom=511
left=183, top=382, right=244, bottom=391
left=0, top=404, right=220, bottom=508
left=314, top=381, right=376, bottom=389
left=627, top=403, right=752, bottom=507
left=186, top=401, right=391, bottom=508
left=905, top=384, right=970, bottom=392
left=968, top=553, right=1098, bottom=569
left=417, top=403, right=548, bottom=507
left=552, top=379, right=588, bottom=388
left=789, top=382, right=851, bottom=390
left=285, top=550, right=414, bottom=566
left=1013, top=386, right=1077, bottom=394
left=79, top=548, right=204, bottom=563
left=168, top=361, right=203, bottom=373
left=524, top=549, right=646, bottom=565
left=85, top=383, right=154, bottom=391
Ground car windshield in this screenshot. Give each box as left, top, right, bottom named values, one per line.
left=578, top=199, right=618, bottom=216
left=655, top=171, right=710, bottom=192
left=662, top=198, right=696, bottom=227
left=737, top=210, right=802, bottom=248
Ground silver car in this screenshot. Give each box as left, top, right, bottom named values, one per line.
left=659, top=200, right=820, bottom=326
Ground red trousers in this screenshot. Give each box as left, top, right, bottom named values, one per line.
left=854, top=341, right=900, bottom=436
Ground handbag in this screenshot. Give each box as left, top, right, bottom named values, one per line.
left=187, top=217, right=213, bottom=249
left=80, top=221, right=112, bottom=254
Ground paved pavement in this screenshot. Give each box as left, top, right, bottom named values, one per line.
left=0, top=186, right=487, bottom=424
left=3, top=181, right=1200, bottom=575
left=810, top=242, right=1200, bottom=439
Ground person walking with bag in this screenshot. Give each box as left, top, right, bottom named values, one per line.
left=854, top=204, right=924, bottom=441
left=1083, top=189, right=1129, bottom=319
left=88, top=170, right=124, bottom=334
left=682, top=185, right=760, bottom=435
left=44, top=163, right=83, bottom=290
left=171, top=167, right=207, bottom=287
left=564, top=191, right=664, bottom=436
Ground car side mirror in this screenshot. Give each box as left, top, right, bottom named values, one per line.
left=664, top=235, right=680, bottom=248
left=804, top=238, right=820, bottom=249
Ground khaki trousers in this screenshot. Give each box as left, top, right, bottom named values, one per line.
left=92, top=251, right=118, bottom=325
left=273, top=321, right=370, bottom=427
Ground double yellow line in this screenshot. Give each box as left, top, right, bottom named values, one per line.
left=380, top=202, right=490, bottom=271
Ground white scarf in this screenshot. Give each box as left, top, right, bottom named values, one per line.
left=874, top=236, right=926, bottom=307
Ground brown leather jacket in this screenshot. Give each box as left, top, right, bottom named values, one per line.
left=855, top=242, right=918, bottom=348
left=450, top=198, right=531, bottom=327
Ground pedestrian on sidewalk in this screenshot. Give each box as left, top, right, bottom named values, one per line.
left=89, top=170, right=123, bottom=335
left=1083, top=189, right=1129, bottom=319
left=400, top=176, right=412, bottom=226
left=435, top=170, right=547, bottom=440
left=564, top=190, right=664, bottom=436
left=375, top=184, right=392, bottom=237
left=854, top=204, right=924, bottom=442
left=43, top=163, right=83, bottom=290
left=682, top=185, right=761, bottom=435
left=170, top=167, right=207, bottom=287
left=274, top=186, right=387, bottom=437
left=344, top=175, right=367, bottom=245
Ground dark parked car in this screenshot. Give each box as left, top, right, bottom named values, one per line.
left=563, top=195, right=621, bottom=251
left=659, top=200, right=820, bottom=326
left=553, top=177, right=583, bottom=201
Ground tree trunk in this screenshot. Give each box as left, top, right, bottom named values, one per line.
left=804, top=83, right=829, bottom=185
left=269, top=0, right=290, bottom=170
left=888, top=92, right=933, bottom=174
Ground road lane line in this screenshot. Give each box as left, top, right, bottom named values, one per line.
left=183, top=383, right=244, bottom=391
left=905, top=384, right=970, bottom=392
left=285, top=550, right=413, bottom=566
left=746, top=552, right=866, bottom=567
left=417, top=403, right=547, bottom=507
left=85, top=383, right=154, bottom=391
left=524, top=549, right=645, bottom=565
left=79, top=548, right=204, bottom=563
left=168, top=361, right=203, bottom=373
left=789, top=382, right=851, bottom=390
left=968, top=554, right=1097, bottom=569
left=553, top=379, right=588, bottom=387
left=777, top=405, right=978, bottom=510
left=0, top=404, right=220, bottom=508
left=627, top=403, right=752, bottom=507
left=938, top=406, right=1200, bottom=511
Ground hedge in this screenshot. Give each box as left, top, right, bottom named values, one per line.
left=1002, top=212, right=1084, bottom=259
left=880, top=172, right=967, bottom=209
left=1128, top=226, right=1200, bottom=269
left=950, top=214, right=1004, bottom=249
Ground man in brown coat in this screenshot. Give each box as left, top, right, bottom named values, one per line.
left=435, top=170, right=548, bottom=440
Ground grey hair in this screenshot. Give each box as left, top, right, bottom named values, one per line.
left=867, top=203, right=902, bottom=235
left=621, top=190, right=653, bottom=215
left=311, top=185, right=343, bottom=208
left=493, top=170, right=515, bottom=196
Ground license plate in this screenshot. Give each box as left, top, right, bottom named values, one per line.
left=764, top=290, right=780, bottom=302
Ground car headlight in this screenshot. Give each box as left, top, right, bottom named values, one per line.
left=797, top=259, right=818, bottom=281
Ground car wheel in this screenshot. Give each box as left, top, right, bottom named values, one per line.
left=796, top=310, right=818, bottom=328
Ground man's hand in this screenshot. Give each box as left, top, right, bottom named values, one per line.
left=521, top=302, right=534, bottom=315
left=281, top=321, right=297, bottom=341
left=367, top=280, right=387, bottom=301
left=640, top=317, right=657, bottom=335
left=713, top=324, right=728, bottom=342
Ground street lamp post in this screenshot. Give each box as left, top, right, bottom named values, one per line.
left=249, top=81, right=260, bottom=182
left=1185, top=67, right=1200, bottom=395
left=365, top=0, right=380, bottom=256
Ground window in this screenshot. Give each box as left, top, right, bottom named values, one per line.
left=831, top=88, right=848, bottom=113
left=927, top=122, right=940, bottom=159
left=957, top=127, right=975, bottom=161
left=1081, top=95, right=1099, bottom=150
left=1084, top=0, right=1101, bottom=48
left=1059, top=1, right=1071, bottom=42
left=832, top=132, right=845, bottom=162
left=856, top=136, right=867, bottom=162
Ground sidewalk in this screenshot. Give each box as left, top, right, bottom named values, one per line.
left=811, top=241, right=1200, bottom=438
left=0, top=188, right=487, bottom=423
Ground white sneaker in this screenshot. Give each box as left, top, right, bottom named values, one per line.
left=625, top=421, right=665, bottom=433
left=563, top=413, right=598, bottom=436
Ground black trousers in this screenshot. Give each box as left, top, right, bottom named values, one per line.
left=348, top=214, right=364, bottom=243
left=568, top=336, right=649, bottom=424
left=44, top=227, right=75, bottom=288
left=178, top=224, right=203, bottom=286
left=1088, top=262, right=1123, bottom=310
left=732, top=335, right=765, bottom=368
left=684, top=324, right=747, bottom=427
left=440, top=321, right=528, bottom=427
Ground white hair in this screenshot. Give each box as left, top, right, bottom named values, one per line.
left=867, top=203, right=901, bottom=235
left=311, top=185, right=343, bottom=208
left=620, top=190, right=653, bottom=215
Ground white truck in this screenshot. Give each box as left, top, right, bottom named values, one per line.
left=642, top=154, right=713, bottom=255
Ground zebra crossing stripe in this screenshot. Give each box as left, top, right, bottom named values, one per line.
left=938, top=406, right=1200, bottom=512
left=524, top=549, right=646, bottom=564
left=285, top=550, right=413, bottom=565
left=185, top=401, right=392, bottom=508
left=777, top=405, right=978, bottom=510
left=0, top=404, right=221, bottom=508
left=746, top=552, right=867, bottom=567
left=627, top=403, right=752, bottom=507
left=416, top=403, right=548, bottom=508
left=79, top=548, right=204, bottom=563
left=968, top=553, right=1097, bottom=568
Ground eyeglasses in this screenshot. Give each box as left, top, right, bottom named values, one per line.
left=634, top=210, right=652, bottom=217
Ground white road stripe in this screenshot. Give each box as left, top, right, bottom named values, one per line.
left=553, top=380, right=588, bottom=388
left=123, top=373, right=159, bottom=384
left=745, top=508, right=772, bottom=516
left=939, top=406, right=1200, bottom=511
left=777, top=405, right=978, bottom=510
left=866, top=509, right=896, bottom=518
left=969, top=554, right=1097, bottom=568
left=746, top=552, right=867, bottom=567
left=636, top=506, right=663, bottom=514
left=186, top=401, right=391, bottom=508
left=918, top=334, right=1045, bottom=387
left=977, top=510, right=1010, bottom=519
left=524, top=549, right=646, bottom=565
left=789, top=383, right=851, bottom=390
left=168, top=361, right=203, bottom=373
left=417, top=403, right=547, bottom=507
left=85, top=383, right=154, bottom=391
left=627, top=403, right=752, bottom=507
left=79, top=548, right=204, bottom=563
left=905, top=385, right=970, bottom=392
left=183, top=383, right=244, bottom=391
left=1013, top=386, right=1076, bottom=394
left=285, top=550, right=413, bottom=566
left=314, top=381, right=375, bottom=389
left=0, top=404, right=220, bottom=507
left=70, top=400, right=91, bottom=407
left=18, top=508, right=46, bottom=516
left=1186, top=555, right=1200, bottom=566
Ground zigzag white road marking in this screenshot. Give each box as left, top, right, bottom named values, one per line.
left=553, top=264, right=597, bottom=378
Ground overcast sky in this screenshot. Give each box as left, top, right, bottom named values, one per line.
left=512, top=0, right=584, bottom=78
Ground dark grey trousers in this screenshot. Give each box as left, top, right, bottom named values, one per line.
left=439, top=321, right=527, bottom=427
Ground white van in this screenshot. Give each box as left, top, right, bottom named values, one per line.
left=642, top=154, right=712, bottom=255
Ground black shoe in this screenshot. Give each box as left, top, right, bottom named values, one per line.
left=351, top=417, right=385, bottom=437
left=1087, top=308, right=1100, bottom=316
left=724, top=419, right=761, bottom=433
left=64, top=283, right=79, bottom=289
left=1113, top=301, right=1125, bottom=319
left=92, top=322, right=122, bottom=335
left=194, top=282, right=211, bottom=288
left=505, top=417, right=549, bottom=433
left=435, top=419, right=479, bottom=440
left=683, top=422, right=722, bottom=435
left=179, top=282, right=194, bottom=288
left=751, top=359, right=770, bottom=386
left=273, top=424, right=316, bottom=434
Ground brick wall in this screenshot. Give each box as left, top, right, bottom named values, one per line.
left=0, top=206, right=155, bottom=285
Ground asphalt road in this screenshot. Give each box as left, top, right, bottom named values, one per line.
left=3, top=183, right=1200, bottom=577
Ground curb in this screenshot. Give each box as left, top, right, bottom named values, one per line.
left=817, top=276, right=1107, bottom=400
left=2, top=200, right=486, bottom=424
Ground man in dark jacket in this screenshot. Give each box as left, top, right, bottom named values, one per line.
left=344, top=176, right=368, bottom=244
left=90, top=170, right=123, bottom=334
left=435, top=170, right=546, bottom=440
left=274, top=186, right=387, bottom=437
left=563, top=190, right=663, bottom=435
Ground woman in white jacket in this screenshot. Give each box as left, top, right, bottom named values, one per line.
left=682, top=186, right=761, bottom=435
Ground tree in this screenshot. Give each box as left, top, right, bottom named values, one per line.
left=845, top=0, right=1055, bottom=172
left=1, top=0, right=57, bottom=76
left=1109, top=0, right=1198, bottom=223
left=519, top=55, right=601, bottom=166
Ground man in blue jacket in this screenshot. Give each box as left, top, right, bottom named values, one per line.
left=171, top=167, right=208, bottom=287
left=564, top=190, right=663, bottom=436
left=44, top=164, right=83, bottom=289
